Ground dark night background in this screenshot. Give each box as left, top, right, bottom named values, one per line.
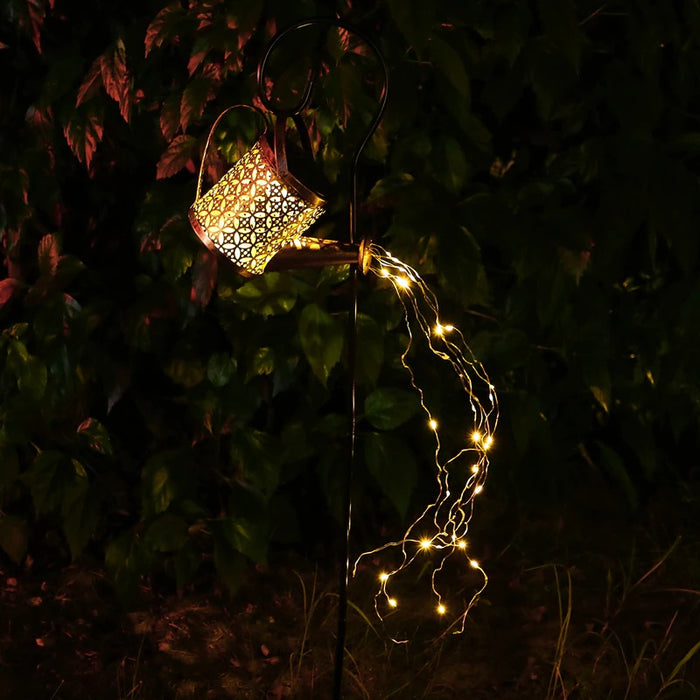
left=1, top=1, right=700, bottom=697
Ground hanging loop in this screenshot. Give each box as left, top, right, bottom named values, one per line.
left=256, top=17, right=389, bottom=199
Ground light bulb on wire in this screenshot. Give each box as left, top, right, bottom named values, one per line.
left=353, top=244, right=498, bottom=639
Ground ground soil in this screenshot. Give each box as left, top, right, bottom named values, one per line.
left=1, top=489, right=699, bottom=699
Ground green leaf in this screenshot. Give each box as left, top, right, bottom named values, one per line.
left=213, top=534, right=247, bottom=595
left=231, top=429, right=280, bottom=498
left=25, top=450, right=70, bottom=515
left=249, top=346, right=275, bottom=377
left=356, top=314, right=384, bottom=387
left=281, top=422, right=313, bottom=466
left=537, top=0, right=581, bottom=71
left=582, top=359, right=611, bottom=413
left=364, top=387, right=420, bottom=430
left=438, top=225, right=488, bottom=304
left=367, top=173, right=415, bottom=205
left=0, top=515, right=28, bottom=564
left=316, top=264, right=350, bottom=291
left=141, top=451, right=183, bottom=516
left=164, top=357, right=205, bottom=388
left=298, top=303, right=344, bottom=385
left=430, top=35, right=470, bottom=102
left=207, top=352, right=236, bottom=387
left=364, top=432, right=417, bottom=518
left=9, top=342, right=47, bottom=399
left=234, top=272, right=297, bottom=317
left=105, top=531, right=153, bottom=602
left=61, top=476, right=99, bottom=559
left=389, top=0, right=434, bottom=56
left=0, top=442, right=20, bottom=489
left=217, top=515, right=268, bottom=564
left=145, top=514, right=189, bottom=552
left=77, top=417, right=113, bottom=455
left=437, top=136, right=469, bottom=194
left=596, top=442, right=638, bottom=509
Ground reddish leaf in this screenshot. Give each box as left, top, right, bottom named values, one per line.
left=26, top=104, right=53, bottom=132
left=156, top=134, right=197, bottom=179
left=195, top=7, right=213, bottom=32
left=25, top=0, right=46, bottom=53
left=187, top=38, right=209, bottom=76
left=101, top=38, right=132, bottom=123
left=201, top=62, right=223, bottom=86
left=76, top=56, right=103, bottom=107
left=145, top=3, right=185, bottom=57
left=190, top=249, right=218, bottom=308
left=37, top=234, right=59, bottom=277
left=160, top=94, right=181, bottom=141
left=224, top=48, right=243, bottom=73
left=0, top=278, right=20, bottom=307
left=180, top=76, right=214, bottom=132
left=2, top=228, right=23, bottom=279
left=63, top=108, right=104, bottom=168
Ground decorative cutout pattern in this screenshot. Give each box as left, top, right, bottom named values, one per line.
left=189, top=140, right=325, bottom=275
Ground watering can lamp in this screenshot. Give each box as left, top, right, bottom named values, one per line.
left=188, top=13, right=387, bottom=278
left=188, top=121, right=371, bottom=275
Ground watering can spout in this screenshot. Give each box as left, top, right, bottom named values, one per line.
left=266, top=237, right=371, bottom=274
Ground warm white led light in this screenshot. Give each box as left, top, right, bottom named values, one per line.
left=354, top=244, right=497, bottom=639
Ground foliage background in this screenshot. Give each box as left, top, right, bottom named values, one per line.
left=1, top=0, right=700, bottom=608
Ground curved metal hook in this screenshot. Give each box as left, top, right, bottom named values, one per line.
left=257, top=17, right=389, bottom=243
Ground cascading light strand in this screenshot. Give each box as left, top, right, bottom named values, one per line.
left=353, top=244, right=498, bottom=639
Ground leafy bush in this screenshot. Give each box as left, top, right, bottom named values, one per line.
left=2, top=0, right=699, bottom=596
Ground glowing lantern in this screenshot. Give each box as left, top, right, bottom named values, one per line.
left=189, top=109, right=369, bottom=275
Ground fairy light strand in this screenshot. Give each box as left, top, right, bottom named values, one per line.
left=353, top=244, right=499, bottom=638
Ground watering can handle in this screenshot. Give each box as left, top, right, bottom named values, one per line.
left=273, top=113, right=315, bottom=175
left=195, top=106, right=316, bottom=203
left=194, top=104, right=267, bottom=202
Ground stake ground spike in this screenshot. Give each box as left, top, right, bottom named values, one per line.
left=257, top=18, right=389, bottom=699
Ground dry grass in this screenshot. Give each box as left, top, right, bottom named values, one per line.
left=1, top=491, right=699, bottom=699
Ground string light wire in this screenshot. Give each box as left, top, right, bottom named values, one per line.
left=353, top=244, right=499, bottom=639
